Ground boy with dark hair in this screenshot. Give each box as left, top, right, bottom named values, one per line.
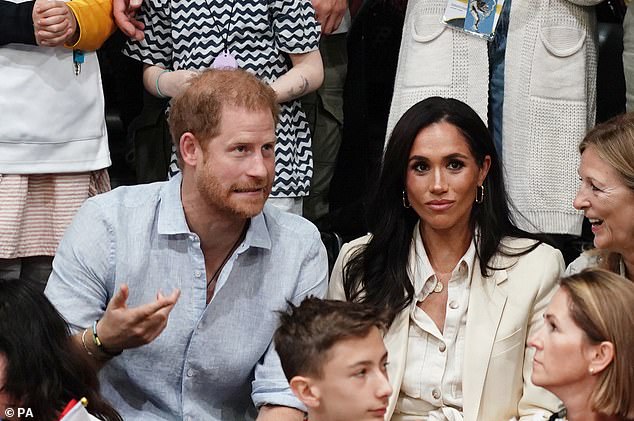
left=274, top=297, right=393, bottom=421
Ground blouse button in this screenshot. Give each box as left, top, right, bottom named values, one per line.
left=432, top=388, right=441, bottom=400
left=449, top=300, right=459, bottom=309
left=439, top=343, right=446, bottom=352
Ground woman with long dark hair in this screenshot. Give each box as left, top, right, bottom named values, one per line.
left=0, top=280, right=121, bottom=421
left=329, top=97, right=565, bottom=420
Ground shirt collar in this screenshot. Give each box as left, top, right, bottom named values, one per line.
left=157, top=173, right=272, bottom=250
left=243, top=207, right=271, bottom=250
left=157, top=173, right=191, bottom=235
left=410, top=221, right=477, bottom=295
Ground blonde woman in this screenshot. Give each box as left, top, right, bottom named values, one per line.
left=568, top=113, right=634, bottom=280
left=529, top=269, right=634, bottom=421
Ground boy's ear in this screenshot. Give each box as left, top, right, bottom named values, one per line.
left=290, top=376, right=321, bottom=409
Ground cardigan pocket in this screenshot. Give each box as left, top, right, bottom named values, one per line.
left=402, top=8, right=453, bottom=88
left=530, top=25, right=587, bottom=102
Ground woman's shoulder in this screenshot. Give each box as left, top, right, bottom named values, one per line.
left=328, top=234, right=372, bottom=301
left=339, top=233, right=373, bottom=257
left=496, top=237, right=564, bottom=279
left=498, top=236, right=562, bottom=263
left=565, top=251, right=599, bottom=275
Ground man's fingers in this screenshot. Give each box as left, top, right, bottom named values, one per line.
left=109, top=284, right=130, bottom=309
left=136, top=288, right=180, bottom=318
left=331, top=12, right=344, bottom=33
left=113, top=0, right=145, bottom=39
left=321, top=16, right=336, bottom=35
left=167, top=288, right=181, bottom=302
left=115, top=15, right=145, bottom=40
left=115, top=18, right=136, bottom=37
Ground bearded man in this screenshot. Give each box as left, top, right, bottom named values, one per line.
left=45, top=69, right=328, bottom=421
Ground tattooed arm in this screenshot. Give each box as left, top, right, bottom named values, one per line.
left=270, top=49, right=323, bottom=103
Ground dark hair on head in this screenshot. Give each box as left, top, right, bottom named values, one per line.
left=0, top=280, right=122, bottom=421
left=558, top=269, right=634, bottom=419
left=274, top=297, right=390, bottom=380
left=344, top=97, right=545, bottom=322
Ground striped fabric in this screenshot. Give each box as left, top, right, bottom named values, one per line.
left=0, top=170, right=110, bottom=258
left=123, top=0, right=320, bottom=197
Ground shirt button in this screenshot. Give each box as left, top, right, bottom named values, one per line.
left=449, top=300, right=459, bottom=309
left=432, top=388, right=441, bottom=400
left=194, top=271, right=202, bottom=278
left=439, top=343, right=446, bottom=352
left=187, top=369, right=194, bottom=377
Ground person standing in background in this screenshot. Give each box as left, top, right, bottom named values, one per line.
left=123, top=0, right=324, bottom=215
left=301, top=0, right=349, bottom=223
left=0, top=0, right=113, bottom=288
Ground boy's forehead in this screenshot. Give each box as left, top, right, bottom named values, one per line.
left=324, top=327, right=387, bottom=368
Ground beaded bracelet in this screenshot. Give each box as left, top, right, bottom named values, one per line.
left=92, top=320, right=123, bottom=357
left=156, top=69, right=170, bottom=98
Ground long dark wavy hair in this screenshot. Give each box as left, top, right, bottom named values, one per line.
left=0, top=280, right=122, bottom=421
left=343, top=97, right=546, bottom=322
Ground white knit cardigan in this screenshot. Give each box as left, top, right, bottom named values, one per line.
left=387, top=0, right=602, bottom=236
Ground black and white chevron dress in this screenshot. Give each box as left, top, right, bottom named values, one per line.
left=123, top=0, right=320, bottom=198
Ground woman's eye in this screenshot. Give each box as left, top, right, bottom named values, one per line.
left=447, top=160, right=464, bottom=170
left=547, top=322, right=557, bottom=332
left=413, top=162, right=428, bottom=172
left=590, top=183, right=602, bottom=192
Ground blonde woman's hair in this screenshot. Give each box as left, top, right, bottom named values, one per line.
left=579, top=112, right=634, bottom=274
left=559, top=269, right=634, bottom=419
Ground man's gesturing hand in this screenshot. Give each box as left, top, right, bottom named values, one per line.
left=96, top=284, right=180, bottom=353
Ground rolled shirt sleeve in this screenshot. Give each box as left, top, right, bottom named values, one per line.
left=251, top=228, right=328, bottom=409
left=44, top=199, right=114, bottom=332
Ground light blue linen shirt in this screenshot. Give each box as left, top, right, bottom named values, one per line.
left=45, top=174, right=328, bottom=420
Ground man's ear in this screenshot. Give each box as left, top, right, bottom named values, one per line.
left=290, top=376, right=321, bottom=409
left=588, top=341, right=615, bottom=375
left=180, top=132, right=201, bottom=168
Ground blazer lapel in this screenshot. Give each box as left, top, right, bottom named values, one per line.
left=384, top=308, right=409, bottom=419
left=462, top=265, right=508, bottom=421
left=385, top=234, right=421, bottom=419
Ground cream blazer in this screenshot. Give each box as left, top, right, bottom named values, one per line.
left=328, top=234, right=564, bottom=421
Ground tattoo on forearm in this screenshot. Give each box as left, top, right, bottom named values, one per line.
left=288, top=75, right=310, bottom=98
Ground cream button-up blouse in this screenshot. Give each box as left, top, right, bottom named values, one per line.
left=393, top=228, right=476, bottom=421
